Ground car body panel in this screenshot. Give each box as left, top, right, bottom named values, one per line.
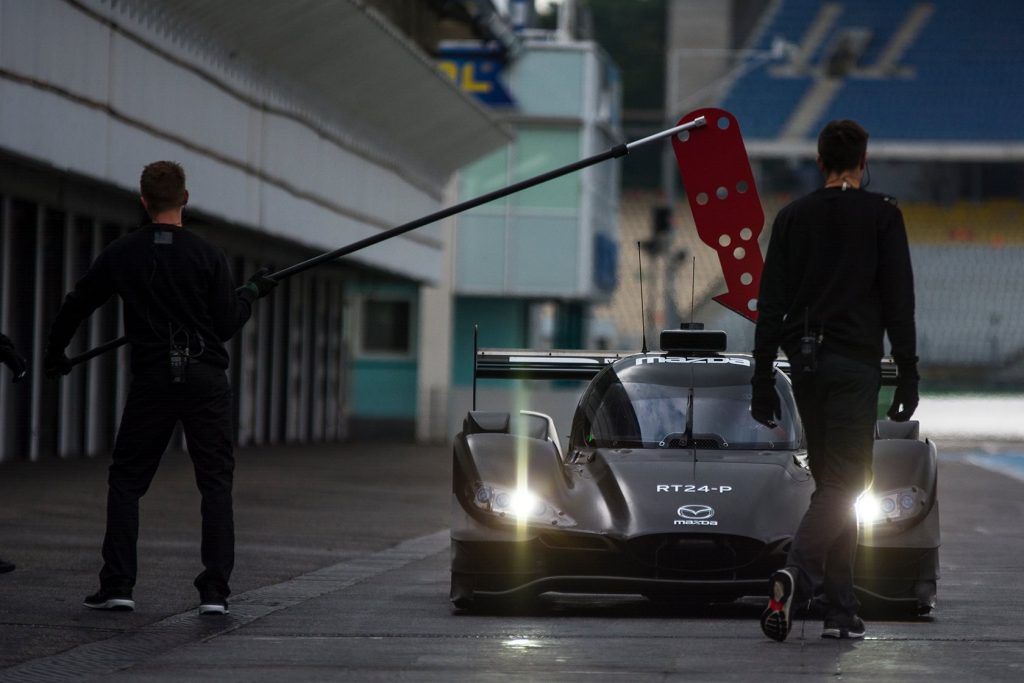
left=452, top=340, right=939, bottom=614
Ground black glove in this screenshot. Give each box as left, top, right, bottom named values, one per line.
left=750, top=371, right=781, bottom=428
left=0, top=335, right=28, bottom=383
left=244, top=267, right=278, bottom=299
left=887, top=364, right=919, bottom=421
left=43, top=345, right=72, bottom=379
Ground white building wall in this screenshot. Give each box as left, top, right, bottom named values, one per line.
left=454, top=40, right=622, bottom=301
left=0, top=0, right=516, bottom=455
left=0, top=0, right=445, bottom=283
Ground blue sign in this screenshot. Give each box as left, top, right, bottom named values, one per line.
left=437, top=45, right=515, bottom=107
left=594, top=233, right=618, bottom=291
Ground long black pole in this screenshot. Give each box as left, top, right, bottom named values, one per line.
left=70, top=116, right=706, bottom=367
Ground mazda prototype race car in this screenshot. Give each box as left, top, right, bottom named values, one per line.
left=450, top=329, right=939, bottom=616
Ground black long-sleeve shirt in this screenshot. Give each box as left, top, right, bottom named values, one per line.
left=48, top=223, right=256, bottom=372
left=753, top=187, right=917, bottom=369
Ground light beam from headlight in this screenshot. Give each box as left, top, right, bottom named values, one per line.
left=510, top=490, right=544, bottom=520
left=856, top=487, right=923, bottom=526
left=855, top=492, right=881, bottom=524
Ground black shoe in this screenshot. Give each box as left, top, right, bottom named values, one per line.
left=761, top=568, right=795, bottom=642
left=822, top=615, right=866, bottom=639
left=0, top=558, right=15, bottom=574
left=198, top=590, right=229, bottom=615
left=84, top=589, right=135, bottom=611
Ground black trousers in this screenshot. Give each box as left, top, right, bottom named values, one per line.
left=99, top=363, right=234, bottom=596
left=787, top=350, right=879, bottom=621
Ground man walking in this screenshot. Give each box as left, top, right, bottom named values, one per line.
left=44, top=161, right=277, bottom=614
left=751, top=120, right=918, bottom=641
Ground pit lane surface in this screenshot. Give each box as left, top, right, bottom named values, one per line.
left=1, top=443, right=1023, bottom=681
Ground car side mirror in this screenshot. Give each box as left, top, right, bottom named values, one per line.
left=518, top=410, right=564, bottom=461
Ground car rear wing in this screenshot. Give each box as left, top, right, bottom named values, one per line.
left=475, top=349, right=628, bottom=381
left=471, top=334, right=900, bottom=409
left=475, top=352, right=900, bottom=383
left=471, top=342, right=631, bottom=410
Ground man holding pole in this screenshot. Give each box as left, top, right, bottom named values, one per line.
left=44, top=161, right=277, bottom=614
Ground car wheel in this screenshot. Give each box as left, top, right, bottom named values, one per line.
left=451, top=594, right=475, bottom=610
left=450, top=573, right=476, bottom=611
left=915, top=580, right=936, bottom=615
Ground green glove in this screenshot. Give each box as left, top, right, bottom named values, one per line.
left=244, top=267, right=278, bottom=299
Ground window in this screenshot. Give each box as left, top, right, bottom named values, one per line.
left=570, top=364, right=800, bottom=451
left=361, top=299, right=411, bottom=355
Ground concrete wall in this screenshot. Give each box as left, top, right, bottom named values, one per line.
left=453, top=41, right=621, bottom=301
left=0, top=0, right=445, bottom=283
left=0, top=0, right=512, bottom=457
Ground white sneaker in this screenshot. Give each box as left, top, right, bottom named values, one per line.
left=760, top=568, right=795, bottom=642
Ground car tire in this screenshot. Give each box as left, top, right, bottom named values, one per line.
left=915, top=580, right=936, bottom=615
left=450, top=572, right=476, bottom=611
left=451, top=594, right=475, bottom=611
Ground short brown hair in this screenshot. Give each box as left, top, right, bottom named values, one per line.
left=817, top=120, right=869, bottom=174
left=140, top=161, right=186, bottom=213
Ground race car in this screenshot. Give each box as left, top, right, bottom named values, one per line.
left=450, top=327, right=939, bottom=615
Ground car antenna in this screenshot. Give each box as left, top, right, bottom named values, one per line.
left=689, top=256, right=696, bottom=326
left=687, top=258, right=697, bottom=466
left=472, top=324, right=478, bottom=411
left=638, top=242, right=648, bottom=353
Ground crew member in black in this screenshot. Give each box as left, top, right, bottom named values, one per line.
left=0, top=332, right=28, bottom=574
left=44, top=161, right=277, bottom=615
left=751, top=120, right=918, bottom=641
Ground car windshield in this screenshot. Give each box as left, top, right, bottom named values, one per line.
left=570, top=365, right=800, bottom=450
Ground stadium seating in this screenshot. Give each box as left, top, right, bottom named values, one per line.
left=912, top=244, right=1024, bottom=368
left=720, top=0, right=1024, bottom=141
left=901, top=201, right=1024, bottom=245
left=598, top=193, right=1024, bottom=375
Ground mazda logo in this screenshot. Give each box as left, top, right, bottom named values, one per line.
left=677, top=504, right=715, bottom=520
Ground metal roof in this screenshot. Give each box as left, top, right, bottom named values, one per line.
left=124, top=0, right=513, bottom=184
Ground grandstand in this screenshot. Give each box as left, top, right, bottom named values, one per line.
left=722, top=0, right=1024, bottom=148
left=595, top=0, right=1024, bottom=386
left=913, top=244, right=1024, bottom=374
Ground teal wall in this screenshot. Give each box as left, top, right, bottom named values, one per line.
left=456, top=126, right=583, bottom=296
left=349, top=280, right=419, bottom=419
left=508, top=49, right=585, bottom=117
left=452, top=297, right=530, bottom=386
left=351, top=359, right=418, bottom=418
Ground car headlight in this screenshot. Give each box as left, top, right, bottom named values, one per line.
left=856, top=487, right=925, bottom=526
left=470, top=482, right=574, bottom=527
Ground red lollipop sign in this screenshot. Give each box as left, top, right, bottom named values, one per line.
left=672, top=108, right=764, bottom=322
